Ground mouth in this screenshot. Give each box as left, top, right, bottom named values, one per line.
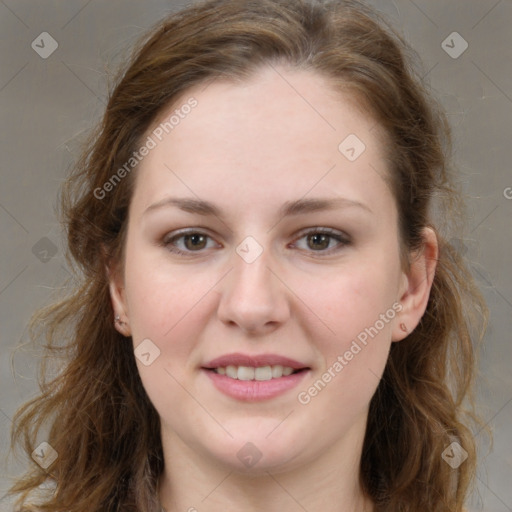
left=201, top=353, right=311, bottom=401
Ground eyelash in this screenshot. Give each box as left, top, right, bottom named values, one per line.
left=162, top=228, right=350, bottom=257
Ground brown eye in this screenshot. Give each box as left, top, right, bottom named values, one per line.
left=307, top=233, right=331, bottom=251
left=183, top=233, right=208, bottom=250
left=163, top=230, right=218, bottom=255
left=292, top=228, right=350, bottom=255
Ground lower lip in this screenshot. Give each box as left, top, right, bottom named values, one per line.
left=202, top=369, right=309, bottom=401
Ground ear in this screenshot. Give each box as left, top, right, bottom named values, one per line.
left=105, top=252, right=132, bottom=337
left=392, top=227, right=438, bottom=342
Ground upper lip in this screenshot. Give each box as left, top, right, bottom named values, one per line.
left=202, top=353, right=310, bottom=370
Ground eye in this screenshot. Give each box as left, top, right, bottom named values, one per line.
left=162, top=228, right=349, bottom=256
left=163, top=230, right=219, bottom=255
left=292, top=228, right=349, bottom=254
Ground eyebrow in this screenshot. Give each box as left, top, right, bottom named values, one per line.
left=143, top=196, right=373, bottom=218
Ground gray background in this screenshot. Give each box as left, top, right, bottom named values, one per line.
left=0, top=1, right=510, bottom=510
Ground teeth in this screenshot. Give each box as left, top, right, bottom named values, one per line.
left=237, top=366, right=255, bottom=381
left=226, top=365, right=238, bottom=379
left=282, top=366, right=294, bottom=376
left=254, top=366, right=272, bottom=381
left=214, top=365, right=299, bottom=380
left=272, top=365, right=283, bottom=378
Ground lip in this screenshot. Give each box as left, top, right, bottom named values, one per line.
left=201, top=352, right=311, bottom=402
left=202, top=353, right=309, bottom=370
left=202, top=368, right=310, bottom=402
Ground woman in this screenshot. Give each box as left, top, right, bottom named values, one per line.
left=9, top=0, right=488, bottom=510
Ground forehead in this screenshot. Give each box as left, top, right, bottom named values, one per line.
left=131, top=65, right=393, bottom=218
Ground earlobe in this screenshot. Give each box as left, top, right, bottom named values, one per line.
left=392, top=227, right=438, bottom=342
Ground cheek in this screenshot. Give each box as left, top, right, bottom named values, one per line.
left=295, top=272, right=396, bottom=420
left=123, top=251, right=218, bottom=415
left=295, top=254, right=400, bottom=390
left=123, top=245, right=212, bottom=359
left=301, top=260, right=399, bottom=340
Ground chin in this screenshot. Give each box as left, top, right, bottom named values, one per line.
left=198, top=427, right=308, bottom=475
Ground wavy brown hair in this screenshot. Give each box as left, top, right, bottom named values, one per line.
left=8, top=0, right=488, bottom=510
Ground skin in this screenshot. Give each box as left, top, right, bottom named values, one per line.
left=109, top=65, right=438, bottom=512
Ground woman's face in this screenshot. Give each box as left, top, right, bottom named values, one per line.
left=111, top=65, right=412, bottom=473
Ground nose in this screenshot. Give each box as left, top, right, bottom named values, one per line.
left=216, top=246, right=290, bottom=335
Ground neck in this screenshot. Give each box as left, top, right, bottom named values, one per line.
left=158, top=416, right=374, bottom=512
